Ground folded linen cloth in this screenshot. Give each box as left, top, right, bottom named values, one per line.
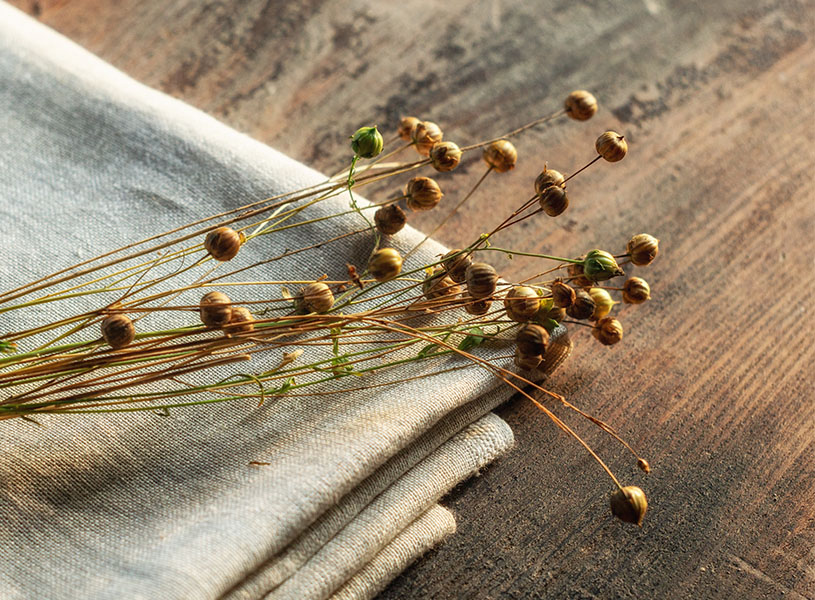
left=0, top=4, right=570, bottom=599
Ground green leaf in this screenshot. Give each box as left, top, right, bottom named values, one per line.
left=458, top=327, right=486, bottom=352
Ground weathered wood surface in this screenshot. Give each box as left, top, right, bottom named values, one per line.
left=8, top=0, right=815, bottom=597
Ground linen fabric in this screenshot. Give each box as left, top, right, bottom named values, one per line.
left=0, top=3, right=570, bottom=599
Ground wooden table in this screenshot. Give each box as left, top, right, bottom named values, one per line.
left=10, top=1, right=814, bottom=597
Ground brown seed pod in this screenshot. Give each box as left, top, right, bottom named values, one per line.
left=514, top=349, right=542, bottom=371
left=542, top=305, right=567, bottom=323
left=441, top=249, right=472, bottom=283
left=566, top=289, right=595, bottom=320
left=368, top=248, right=403, bottom=282
left=405, top=177, right=443, bottom=212
left=465, top=262, right=498, bottom=299
left=463, top=296, right=492, bottom=316
left=627, top=233, right=659, bottom=266
left=226, top=306, right=255, bottom=334
left=538, top=186, right=569, bottom=217
left=551, top=281, right=576, bottom=308
left=429, top=141, right=462, bottom=172
left=101, top=314, right=135, bottom=349
left=637, top=458, right=652, bottom=474
left=296, top=282, right=335, bottom=314
left=534, top=166, right=566, bottom=194
left=564, top=90, right=598, bottom=121
left=610, top=486, right=648, bottom=527
left=411, top=120, right=443, bottom=156
left=397, top=116, right=420, bottom=141
left=589, top=287, right=615, bottom=321
left=423, top=266, right=461, bottom=301
left=515, top=323, right=549, bottom=357
left=623, top=277, right=651, bottom=304
left=503, top=285, right=542, bottom=322
left=200, top=291, right=233, bottom=328
left=204, top=226, right=243, bottom=261
left=567, top=257, right=592, bottom=288
left=595, top=131, right=628, bottom=162
left=482, top=139, right=517, bottom=173
left=593, top=316, right=624, bottom=346
left=374, top=204, right=407, bottom=235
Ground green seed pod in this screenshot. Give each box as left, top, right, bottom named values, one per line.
left=515, top=323, right=549, bottom=357
left=405, top=177, right=443, bottom=212
left=465, top=262, right=498, bottom=299
left=429, top=141, right=462, bottom=172
left=200, top=291, right=233, bottom=328
left=397, top=116, right=420, bottom=141
left=627, top=233, right=659, bottom=266
left=593, top=316, right=624, bottom=346
left=423, top=266, right=460, bottom=301
left=295, top=282, right=335, bottom=314
left=441, top=249, right=472, bottom=283
left=610, top=486, right=648, bottom=527
left=412, top=120, right=443, bottom=157
left=623, top=277, right=651, bottom=304
left=374, top=204, right=407, bottom=235
left=564, top=90, right=598, bottom=121
left=503, top=285, right=541, bottom=322
left=566, top=289, right=595, bottom=320
left=464, top=296, right=491, bottom=316
left=538, top=186, right=569, bottom=217
left=589, top=287, right=615, bottom=321
left=595, top=131, right=628, bottom=162
left=368, top=248, right=403, bottom=282
left=482, top=139, right=517, bottom=173
left=514, top=348, right=542, bottom=371
left=582, top=249, right=625, bottom=282
left=551, top=280, right=576, bottom=308
left=350, top=125, right=384, bottom=158
left=204, top=226, right=243, bottom=261
left=567, top=257, right=592, bottom=287
left=226, top=306, right=255, bottom=334
left=101, top=314, right=136, bottom=349
left=534, top=166, right=565, bottom=194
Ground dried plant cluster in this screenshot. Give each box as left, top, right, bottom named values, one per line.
left=0, top=91, right=659, bottom=526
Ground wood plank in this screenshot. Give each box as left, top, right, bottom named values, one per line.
left=7, top=0, right=815, bottom=597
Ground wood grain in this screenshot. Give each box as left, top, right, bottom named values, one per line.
left=7, top=0, right=815, bottom=597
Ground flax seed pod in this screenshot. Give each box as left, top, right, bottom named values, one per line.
left=405, top=177, right=443, bottom=212
left=411, top=120, right=443, bottom=156
left=589, top=287, right=615, bottom=321
left=566, top=289, right=595, bottom=320
left=374, top=204, right=407, bottom=235
left=623, top=277, right=651, bottom=304
left=482, top=139, right=517, bottom=173
left=464, top=296, right=492, bottom=316
left=200, top=291, right=232, bottom=328
left=429, top=141, right=461, bottom=172
left=538, top=185, right=569, bottom=217
left=564, top=90, right=598, bottom=121
left=441, top=249, right=472, bottom=283
left=368, top=248, right=403, bottom=281
left=503, top=285, right=541, bottom=322
left=465, top=262, right=498, bottom=299
left=204, top=226, right=243, bottom=261
left=593, top=316, right=624, bottom=346
left=627, top=233, right=659, bottom=266
left=534, top=166, right=565, bottom=194
left=397, top=116, right=420, bottom=141
left=101, top=314, right=135, bottom=349
left=582, top=249, right=625, bottom=282
left=514, top=348, right=542, bottom=371
left=595, top=131, right=628, bottom=162
left=296, top=282, right=335, bottom=314
left=515, top=323, right=549, bottom=357
left=610, top=486, right=648, bottom=526
left=226, top=306, right=255, bottom=334
left=423, top=267, right=460, bottom=301
left=551, top=281, right=575, bottom=309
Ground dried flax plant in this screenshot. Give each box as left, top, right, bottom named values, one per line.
left=0, top=90, right=659, bottom=526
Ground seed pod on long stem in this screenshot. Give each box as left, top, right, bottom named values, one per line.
left=200, top=291, right=232, bottom=328
left=101, top=314, right=135, bottom=349
left=204, top=227, right=243, bottom=261
left=465, top=262, right=498, bottom=299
